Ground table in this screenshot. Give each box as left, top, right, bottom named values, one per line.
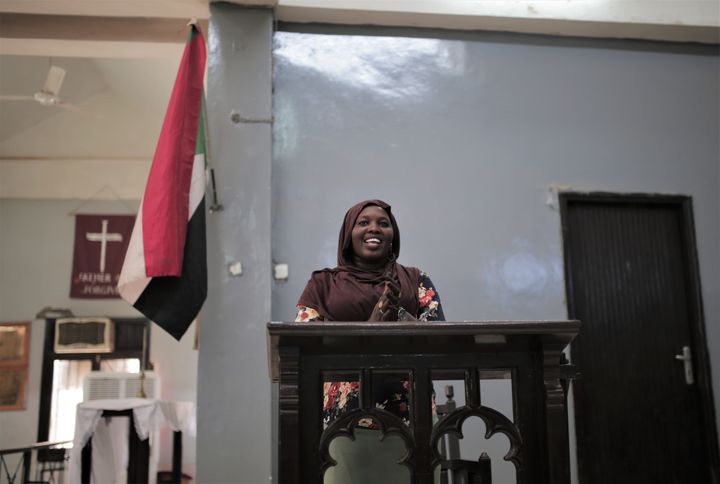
left=67, top=398, right=195, bottom=484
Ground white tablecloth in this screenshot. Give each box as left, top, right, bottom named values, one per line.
left=67, top=399, right=195, bottom=484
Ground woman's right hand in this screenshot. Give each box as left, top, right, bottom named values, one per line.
left=369, top=279, right=400, bottom=321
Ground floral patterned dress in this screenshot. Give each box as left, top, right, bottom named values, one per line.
left=295, top=272, right=444, bottom=428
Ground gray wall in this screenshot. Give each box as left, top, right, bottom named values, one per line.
left=270, top=23, right=720, bottom=483
left=271, top=27, right=719, bottom=326
left=197, top=5, right=273, bottom=483
left=206, top=5, right=718, bottom=483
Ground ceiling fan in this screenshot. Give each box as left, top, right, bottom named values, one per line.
left=0, top=65, right=86, bottom=113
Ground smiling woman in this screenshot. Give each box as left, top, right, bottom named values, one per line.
left=295, top=199, right=444, bottom=324
left=294, top=199, right=445, bottom=482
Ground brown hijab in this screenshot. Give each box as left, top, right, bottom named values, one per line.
left=298, top=200, right=420, bottom=321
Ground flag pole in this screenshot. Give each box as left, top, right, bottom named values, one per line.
left=190, top=18, right=222, bottom=213
left=202, top=96, right=223, bottom=213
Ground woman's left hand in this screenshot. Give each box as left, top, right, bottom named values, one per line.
left=369, top=280, right=400, bottom=321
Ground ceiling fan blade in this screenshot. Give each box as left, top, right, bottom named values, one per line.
left=43, top=65, right=66, bottom=97
left=0, top=95, right=35, bottom=101
left=56, top=101, right=104, bottom=119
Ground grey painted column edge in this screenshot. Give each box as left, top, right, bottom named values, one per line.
left=198, top=5, right=273, bottom=484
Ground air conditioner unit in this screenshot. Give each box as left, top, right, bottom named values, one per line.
left=55, top=317, right=114, bottom=354
left=83, top=372, right=160, bottom=401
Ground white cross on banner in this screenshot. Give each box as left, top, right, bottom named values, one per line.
left=70, top=214, right=135, bottom=299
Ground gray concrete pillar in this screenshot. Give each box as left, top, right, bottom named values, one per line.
left=198, top=4, right=273, bottom=483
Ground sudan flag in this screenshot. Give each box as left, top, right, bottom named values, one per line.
left=118, top=25, right=207, bottom=341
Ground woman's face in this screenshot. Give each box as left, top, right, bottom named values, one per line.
left=351, top=205, right=394, bottom=266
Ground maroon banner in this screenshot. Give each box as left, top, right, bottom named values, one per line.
left=70, top=214, right=135, bottom=299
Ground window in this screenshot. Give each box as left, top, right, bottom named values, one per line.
left=37, top=318, right=149, bottom=447
left=100, top=358, right=141, bottom=373
left=48, top=359, right=91, bottom=444
left=47, top=358, right=140, bottom=444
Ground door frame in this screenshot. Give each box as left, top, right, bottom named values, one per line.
left=559, top=191, right=719, bottom=482
left=36, top=317, right=151, bottom=444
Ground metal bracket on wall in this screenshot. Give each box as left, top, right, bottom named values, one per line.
left=230, top=112, right=273, bottom=124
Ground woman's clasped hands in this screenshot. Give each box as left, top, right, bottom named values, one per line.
left=369, top=280, right=399, bottom=321
left=369, top=269, right=400, bottom=321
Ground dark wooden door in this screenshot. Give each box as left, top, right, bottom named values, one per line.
left=560, top=193, right=718, bottom=484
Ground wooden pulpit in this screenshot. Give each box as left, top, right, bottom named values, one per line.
left=267, top=320, right=579, bottom=484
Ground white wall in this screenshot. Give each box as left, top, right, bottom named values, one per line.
left=0, top=199, right=198, bottom=476
left=0, top=159, right=151, bottom=200
left=0, top=49, right=198, bottom=480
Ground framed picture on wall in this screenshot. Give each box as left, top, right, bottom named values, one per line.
left=0, top=367, right=28, bottom=410
left=0, top=322, right=30, bottom=411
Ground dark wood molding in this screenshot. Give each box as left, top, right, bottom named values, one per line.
left=36, top=319, right=56, bottom=443
left=542, top=339, right=573, bottom=484
left=269, top=320, right=579, bottom=484
left=430, top=404, right=523, bottom=469
left=277, top=346, right=300, bottom=484
left=268, top=320, right=580, bottom=381
left=319, top=407, right=416, bottom=475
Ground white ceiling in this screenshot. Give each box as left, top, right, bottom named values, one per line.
left=0, top=55, right=178, bottom=159
left=0, top=56, right=107, bottom=142
left=0, top=0, right=716, bottom=197
left=0, top=0, right=210, bottom=19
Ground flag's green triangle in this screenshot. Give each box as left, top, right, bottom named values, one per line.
left=187, top=24, right=199, bottom=43
left=195, top=104, right=206, bottom=162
